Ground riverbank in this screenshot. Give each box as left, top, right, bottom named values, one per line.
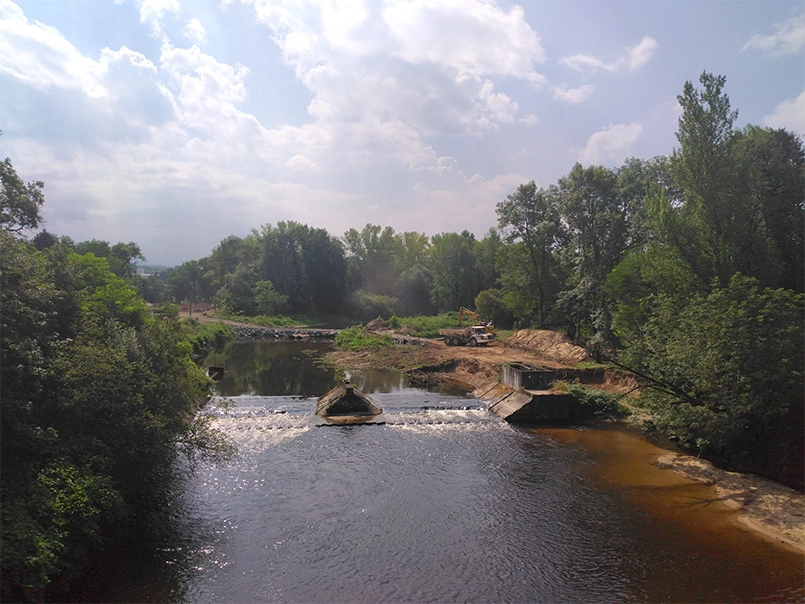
left=655, top=453, right=805, bottom=553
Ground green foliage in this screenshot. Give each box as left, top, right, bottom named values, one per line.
left=1, top=156, right=44, bottom=234
left=568, top=383, right=631, bottom=418
left=217, top=263, right=260, bottom=315
left=255, top=279, right=288, bottom=315
left=243, top=314, right=301, bottom=327
left=335, top=326, right=394, bottom=351
left=70, top=239, right=145, bottom=280
left=169, top=258, right=212, bottom=304
left=622, top=275, right=803, bottom=487
left=185, top=319, right=234, bottom=362
left=348, top=289, right=398, bottom=321
left=0, top=234, right=234, bottom=600
left=475, top=288, right=515, bottom=329
left=381, top=313, right=460, bottom=338
left=428, top=231, right=481, bottom=312
left=555, top=163, right=628, bottom=344
left=497, top=181, right=562, bottom=326
left=343, top=224, right=402, bottom=296
left=260, top=221, right=348, bottom=314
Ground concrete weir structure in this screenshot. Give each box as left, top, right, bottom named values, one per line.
left=474, top=363, right=582, bottom=423
left=316, top=380, right=383, bottom=424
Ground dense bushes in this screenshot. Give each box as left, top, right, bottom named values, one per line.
left=622, top=276, right=804, bottom=489
left=0, top=233, right=231, bottom=601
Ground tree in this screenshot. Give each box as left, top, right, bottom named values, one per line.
left=108, top=242, right=145, bottom=280
left=0, top=157, right=44, bottom=234
left=168, top=259, right=211, bottom=308
left=32, top=230, right=58, bottom=250
left=342, top=224, right=401, bottom=296
left=1, top=233, right=230, bottom=600
left=254, top=280, right=288, bottom=316
left=217, top=264, right=261, bottom=315
left=664, top=71, right=764, bottom=289
left=497, top=181, right=562, bottom=326
left=395, top=231, right=432, bottom=316
left=427, top=231, right=479, bottom=312
left=260, top=221, right=347, bottom=314
left=555, top=164, right=627, bottom=342
left=733, top=125, right=805, bottom=292
left=205, top=234, right=261, bottom=293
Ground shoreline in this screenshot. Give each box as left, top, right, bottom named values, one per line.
left=655, top=452, right=805, bottom=553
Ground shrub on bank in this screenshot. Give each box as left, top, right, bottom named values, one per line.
left=386, top=313, right=460, bottom=338
left=336, top=326, right=394, bottom=351
left=560, top=382, right=632, bottom=418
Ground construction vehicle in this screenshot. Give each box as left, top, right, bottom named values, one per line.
left=439, top=307, right=496, bottom=346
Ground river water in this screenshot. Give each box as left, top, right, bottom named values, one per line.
left=102, top=341, right=803, bottom=603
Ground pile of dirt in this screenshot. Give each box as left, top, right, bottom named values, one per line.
left=505, top=330, right=590, bottom=365
left=365, top=318, right=390, bottom=331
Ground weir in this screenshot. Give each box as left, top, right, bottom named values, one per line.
left=474, top=362, right=583, bottom=422
left=315, top=380, right=383, bottom=424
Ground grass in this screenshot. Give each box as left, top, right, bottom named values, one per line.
left=213, top=310, right=335, bottom=328
left=388, top=312, right=460, bottom=338
left=184, top=320, right=234, bottom=362
left=388, top=312, right=507, bottom=339
left=566, top=382, right=632, bottom=418
left=335, top=326, right=394, bottom=351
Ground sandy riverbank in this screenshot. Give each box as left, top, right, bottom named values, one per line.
left=655, top=452, right=805, bottom=552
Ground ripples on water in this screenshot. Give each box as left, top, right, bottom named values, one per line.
left=114, top=393, right=799, bottom=603
left=100, top=346, right=803, bottom=603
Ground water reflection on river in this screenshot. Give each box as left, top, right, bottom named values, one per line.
left=105, top=341, right=803, bottom=603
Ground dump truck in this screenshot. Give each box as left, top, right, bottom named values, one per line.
left=440, top=307, right=496, bottom=346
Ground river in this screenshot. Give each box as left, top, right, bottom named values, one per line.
left=100, top=340, right=804, bottom=603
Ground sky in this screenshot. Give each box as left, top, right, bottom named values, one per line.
left=1, top=0, right=803, bottom=266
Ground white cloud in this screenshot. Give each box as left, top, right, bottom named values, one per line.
left=0, top=1, right=106, bottom=96
left=578, top=123, right=643, bottom=165
left=553, top=84, right=595, bottom=104
left=562, top=36, right=658, bottom=73
left=763, top=90, right=805, bottom=135
left=133, top=0, right=180, bottom=37
left=242, top=0, right=542, bottom=140
left=160, top=43, right=250, bottom=134
left=184, top=18, right=208, bottom=45
left=743, top=12, right=805, bottom=55
left=383, top=0, right=546, bottom=79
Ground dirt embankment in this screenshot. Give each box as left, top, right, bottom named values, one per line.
left=655, top=453, right=805, bottom=552
left=329, top=327, right=623, bottom=392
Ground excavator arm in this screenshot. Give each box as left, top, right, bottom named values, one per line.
left=458, top=306, right=495, bottom=334
left=458, top=306, right=482, bottom=326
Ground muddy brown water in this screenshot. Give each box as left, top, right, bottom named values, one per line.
left=94, top=341, right=803, bottom=603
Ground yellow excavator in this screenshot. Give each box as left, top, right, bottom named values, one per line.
left=458, top=307, right=495, bottom=333
left=440, top=307, right=496, bottom=346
